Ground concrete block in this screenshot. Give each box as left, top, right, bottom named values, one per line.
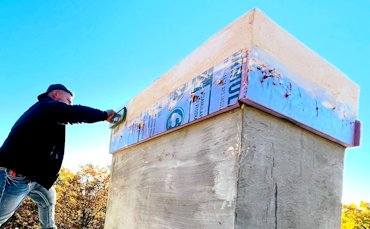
left=106, top=110, right=242, bottom=228
left=105, top=8, right=360, bottom=229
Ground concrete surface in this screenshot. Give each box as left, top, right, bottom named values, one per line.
left=105, top=109, right=242, bottom=228
left=120, top=8, right=358, bottom=125
left=105, top=107, right=345, bottom=228
left=235, top=107, right=344, bottom=229
left=105, top=8, right=353, bottom=229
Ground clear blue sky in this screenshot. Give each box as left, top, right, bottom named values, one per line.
left=0, top=0, right=368, bottom=204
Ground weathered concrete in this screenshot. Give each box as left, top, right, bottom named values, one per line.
left=105, top=8, right=356, bottom=229
left=105, top=109, right=242, bottom=228
left=105, top=107, right=345, bottom=228
left=235, top=107, right=344, bottom=229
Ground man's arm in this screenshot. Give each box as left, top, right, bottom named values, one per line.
left=48, top=101, right=115, bottom=124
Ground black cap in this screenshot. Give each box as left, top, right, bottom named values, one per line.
left=38, top=84, right=74, bottom=100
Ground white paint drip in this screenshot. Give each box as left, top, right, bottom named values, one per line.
left=164, top=173, right=173, bottom=191
left=213, top=147, right=238, bottom=209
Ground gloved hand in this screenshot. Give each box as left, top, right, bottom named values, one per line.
left=105, top=110, right=116, bottom=123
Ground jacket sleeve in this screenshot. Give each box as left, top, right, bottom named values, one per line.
left=47, top=101, right=108, bottom=124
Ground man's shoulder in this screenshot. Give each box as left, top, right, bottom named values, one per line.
left=38, top=97, right=66, bottom=108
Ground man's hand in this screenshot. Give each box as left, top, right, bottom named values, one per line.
left=105, top=110, right=116, bottom=123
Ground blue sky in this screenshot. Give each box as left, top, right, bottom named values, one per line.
left=0, top=1, right=369, bottom=204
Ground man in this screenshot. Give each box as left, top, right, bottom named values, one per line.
left=0, top=84, right=115, bottom=228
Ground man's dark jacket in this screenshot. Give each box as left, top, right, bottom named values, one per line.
left=0, top=96, right=108, bottom=189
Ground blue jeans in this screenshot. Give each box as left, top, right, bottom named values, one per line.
left=0, top=167, right=57, bottom=228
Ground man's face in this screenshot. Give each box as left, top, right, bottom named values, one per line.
left=54, top=90, right=73, bottom=105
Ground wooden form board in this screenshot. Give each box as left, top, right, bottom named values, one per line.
left=109, top=8, right=360, bottom=152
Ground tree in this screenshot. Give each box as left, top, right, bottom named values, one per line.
left=342, top=201, right=370, bottom=229
left=55, top=164, right=110, bottom=228
left=2, top=164, right=110, bottom=229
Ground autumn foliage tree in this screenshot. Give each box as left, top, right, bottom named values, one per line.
left=2, top=164, right=110, bottom=229
left=342, top=201, right=370, bottom=229
left=55, top=164, right=110, bottom=228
